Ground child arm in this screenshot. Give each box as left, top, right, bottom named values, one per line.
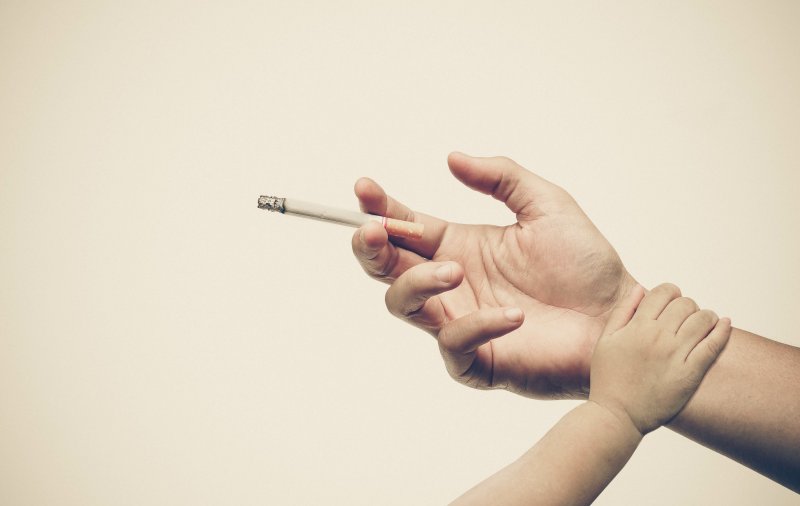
left=451, top=284, right=732, bottom=506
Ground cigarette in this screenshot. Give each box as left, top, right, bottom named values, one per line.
left=257, top=195, right=424, bottom=240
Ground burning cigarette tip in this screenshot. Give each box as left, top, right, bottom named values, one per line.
left=258, top=195, right=285, bottom=212
left=257, top=194, right=424, bottom=240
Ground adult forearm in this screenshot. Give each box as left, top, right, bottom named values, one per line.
left=668, top=327, right=800, bottom=492
left=451, top=402, right=641, bottom=506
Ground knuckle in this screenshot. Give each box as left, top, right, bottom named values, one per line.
left=350, top=229, right=396, bottom=282
left=443, top=363, right=460, bottom=382
left=437, top=326, right=456, bottom=352
left=398, top=271, right=423, bottom=315
left=351, top=229, right=374, bottom=257
left=384, top=287, right=399, bottom=316
left=496, top=155, right=515, bottom=166
left=687, top=309, right=717, bottom=329
left=551, top=183, right=571, bottom=200
left=366, top=263, right=388, bottom=282
left=386, top=265, right=441, bottom=319
left=351, top=240, right=376, bottom=268
left=398, top=298, right=424, bottom=319
left=675, top=297, right=698, bottom=312
left=697, top=309, right=719, bottom=325
left=654, top=282, right=681, bottom=299
left=438, top=323, right=469, bottom=355
left=400, top=300, right=424, bottom=319
left=384, top=285, right=417, bottom=319
left=370, top=248, right=399, bottom=281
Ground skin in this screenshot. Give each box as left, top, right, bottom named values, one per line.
left=353, top=152, right=637, bottom=398
left=453, top=285, right=732, bottom=505
left=351, top=152, right=800, bottom=491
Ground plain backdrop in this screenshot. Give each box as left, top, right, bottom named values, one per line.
left=1, top=1, right=799, bottom=504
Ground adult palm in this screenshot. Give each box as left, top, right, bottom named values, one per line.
left=352, top=152, right=637, bottom=399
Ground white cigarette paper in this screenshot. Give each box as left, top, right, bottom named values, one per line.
left=258, top=196, right=424, bottom=240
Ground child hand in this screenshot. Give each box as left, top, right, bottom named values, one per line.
left=589, top=283, right=732, bottom=436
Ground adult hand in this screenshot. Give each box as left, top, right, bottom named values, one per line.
left=352, top=152, right=638, bottom=399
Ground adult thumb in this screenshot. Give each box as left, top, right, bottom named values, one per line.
left=447, top=152, right=551, bottom=220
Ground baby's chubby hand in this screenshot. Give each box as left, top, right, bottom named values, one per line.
left=589, top=283, right=732, bottom=436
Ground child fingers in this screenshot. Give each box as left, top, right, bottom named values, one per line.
left=657, top=296, right=699, bottom=333
left=603, top=284, right=645, bottom=335
left=677, top=309, right=719, bottom=355
left=633, top=283, right=682, bottom=320
left=686, top=317, right=732, bottom=372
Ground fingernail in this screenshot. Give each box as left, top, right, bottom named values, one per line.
left=435, top=264, right=452, bottom=282
left=504, top=308, right=523, bottom=322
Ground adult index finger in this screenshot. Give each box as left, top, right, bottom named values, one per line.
left=351, top=221, right=427, bottom=284
left=354, top=177, right=449, bottom=259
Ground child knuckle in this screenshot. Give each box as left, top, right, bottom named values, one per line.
left=653, top=282, right=681, bottom=297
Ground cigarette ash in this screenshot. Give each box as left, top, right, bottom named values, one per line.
left=257, top=195, right=285, bottom=213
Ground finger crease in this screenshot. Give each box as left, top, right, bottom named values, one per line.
left=376, top=247, right=400, bottom=279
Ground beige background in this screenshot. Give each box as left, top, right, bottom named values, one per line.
left=1, top=1, right=799, bottom=504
